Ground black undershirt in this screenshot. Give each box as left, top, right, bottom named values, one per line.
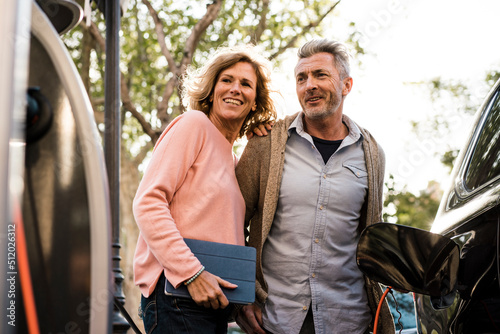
left=311, top=136, right=343, bottom=164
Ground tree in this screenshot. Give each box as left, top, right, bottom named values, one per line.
left=411, top=70, right=500, bottom=170
left=63, top=0, right=346, bottom=330
left=383, top=175, right=441, bottom=230
left=383, top=70, right=500, bottom=230
left=69, top=0, right=343, bottom=149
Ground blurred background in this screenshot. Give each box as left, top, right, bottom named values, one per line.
left=58, top=0, right=500, bottom=332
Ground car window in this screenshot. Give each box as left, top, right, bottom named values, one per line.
left=464, top=89, right=500, bottom=191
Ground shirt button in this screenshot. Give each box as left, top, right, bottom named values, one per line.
left=323, top=174, right=327, bottom=179
left=312, top=273, right=316, bottom=278
left=315, top=238, right=319, bottom=243
left=303, top=306, right=308, bottom=311
left=319, top=205, right=324, bottom=210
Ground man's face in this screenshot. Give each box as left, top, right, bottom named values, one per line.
left=295, top=52, right=352, bottom=120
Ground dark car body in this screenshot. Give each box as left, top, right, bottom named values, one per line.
left=414, top=78, right=500, bottom=333
left=357, top=78, right=500, bottom=334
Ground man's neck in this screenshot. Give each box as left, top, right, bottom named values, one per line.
left=302, top=112, right=348, bottom=141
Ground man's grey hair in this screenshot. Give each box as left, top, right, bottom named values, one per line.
left=297, top=39, right=351, bottom=79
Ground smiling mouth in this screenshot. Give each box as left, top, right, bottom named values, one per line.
left=224, top=98, right=243, bottom=106
left=306, top=97, right=322, bottom=103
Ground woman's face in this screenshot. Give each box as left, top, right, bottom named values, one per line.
left=210, top=61, right=258, bottom=129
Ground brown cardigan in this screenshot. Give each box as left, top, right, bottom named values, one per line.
left=235, top=112, right=395, bottom=333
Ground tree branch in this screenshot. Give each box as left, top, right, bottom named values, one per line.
left=82, top=21, right=159, bottom=142
left=141, top=0, right=181, bottom=130
left=181, top=0, right=222, bottom=69
left=92, top=96, right=105, bottom=107
left=141, top=0, right=178, bottom=73
left=157, top=76, right=178, bottom=130
left=251, top=0, right=269, bottom=44
left=156, top=0, right=222, bottom=130
left=80, top=28, right=93, bottom=93
left=93, top=110, right=105, bottom=124
left=85, top=21, right=105, bottom=50
left=133, top=142, right=154, bottom=166
left=120, top=71, right=160, bottom=142
left=270, top=0, right=341, bottom=60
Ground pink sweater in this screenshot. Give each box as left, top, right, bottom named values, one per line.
left=133, top=110, right=245, bottom=297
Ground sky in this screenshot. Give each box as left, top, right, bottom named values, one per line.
left=272, top=0, right=500, bottom=193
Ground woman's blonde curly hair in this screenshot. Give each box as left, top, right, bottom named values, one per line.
left=181, top=44, right=277, bottom=139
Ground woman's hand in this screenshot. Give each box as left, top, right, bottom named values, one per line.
left=246, top=121, right=275, bottom=139
left=186, top=270, right=237, bottom=309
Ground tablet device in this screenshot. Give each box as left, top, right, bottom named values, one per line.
left=164, top=238, right=256, bottom=305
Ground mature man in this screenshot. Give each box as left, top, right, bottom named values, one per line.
left=235, top=39, right=395, bottom=334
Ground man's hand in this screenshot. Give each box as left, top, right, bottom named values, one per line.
left=247, top=121, right=275, bottom=139
left=186, top=270, right=237, bottom=309
left=235, top=304, right=266, bottom=334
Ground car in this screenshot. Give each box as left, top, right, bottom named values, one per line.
left=356, top=77, right=500, bottom=334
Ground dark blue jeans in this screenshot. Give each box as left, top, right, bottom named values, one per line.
left=140, top=273, right=234, bottom=334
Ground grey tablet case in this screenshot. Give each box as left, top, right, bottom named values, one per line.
left=164, top=238, right=256, bottom=305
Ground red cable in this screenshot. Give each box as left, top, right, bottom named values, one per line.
left=373, top=286, right=392, bottom=334
left=14, top=200, right=41, bottom=334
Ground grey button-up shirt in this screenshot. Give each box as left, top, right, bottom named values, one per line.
left=261, top=114, right=372, bottom=334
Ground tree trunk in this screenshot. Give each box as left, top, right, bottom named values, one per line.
left=119, top=147, right=144, bottom=333
left=80, top=27, right=92, bottom=94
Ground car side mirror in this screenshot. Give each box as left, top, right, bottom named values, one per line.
left=356, top=223, right=459, bottom=296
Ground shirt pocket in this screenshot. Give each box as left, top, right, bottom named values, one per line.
left=342, top=162, right=368, bottom=178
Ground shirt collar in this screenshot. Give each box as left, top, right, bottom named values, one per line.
left=288, top=112, right=363, bottom=143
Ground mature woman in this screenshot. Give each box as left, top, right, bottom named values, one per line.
left=133, top=45, right=276, bottom=334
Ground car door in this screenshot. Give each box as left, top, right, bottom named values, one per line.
left=415, top=80, right=500, bottom=334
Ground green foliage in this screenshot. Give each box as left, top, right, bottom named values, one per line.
left=388, top=67, right=500, bottom=232
left=407, top=69, right=500, bottom=178
left=383, top=175, right=441, bottom=230
left=64, top=0, right=343, bottom=160
left=64, top=8, right=106, bottom=112
left=345, top=22, right=366, bottom=57
left=413, top=77, right=478, bottom=138
left=440, top=149, right=459, bottom=172
left=486, top=70, right=500, bottom=86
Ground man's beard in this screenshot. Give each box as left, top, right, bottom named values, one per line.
left=301, top=90, right=342, bottom=120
